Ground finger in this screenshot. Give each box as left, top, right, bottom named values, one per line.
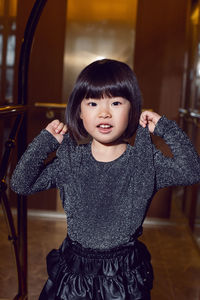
left=46, top=119, right=60, bottom=132
left=60, top=124, right=68, bottom=135
left=140, top=112, right=149, bottom=127
left=139, top=119, right=147, bottom=127
left=143, top=111, right=153, bottom=121
left=141, top=111, right=150, bottom=120
left=55, top=122, right=65, bottom=133
left=51, top=119, right=60, bottom=128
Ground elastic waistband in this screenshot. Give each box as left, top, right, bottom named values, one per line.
left=61, top=227, right=143, bottom=260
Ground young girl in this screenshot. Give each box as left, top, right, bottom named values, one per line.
left=11, top=59, right=200, bottom=300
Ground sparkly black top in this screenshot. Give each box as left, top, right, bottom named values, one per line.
left=11, top=116, right=200, bottom=249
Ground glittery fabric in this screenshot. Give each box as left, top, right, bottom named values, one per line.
left=10, top=116, right=200, bottom=249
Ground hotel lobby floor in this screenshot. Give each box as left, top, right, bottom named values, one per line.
left=0, top=200, right=200, bottom=300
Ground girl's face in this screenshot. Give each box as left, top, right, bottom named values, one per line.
left=80, top=97, right=131, bottom=145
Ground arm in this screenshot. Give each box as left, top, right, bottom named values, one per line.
left=140, top=111, right=200, bottom=190
left=10, top=120, right=67, bottom=195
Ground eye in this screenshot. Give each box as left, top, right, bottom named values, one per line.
left=88, top=102, right=97, bottom=107
left=112, top=101, right=121, bottom=106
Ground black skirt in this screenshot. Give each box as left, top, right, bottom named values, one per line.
left=39, top=234, right=153, bottom=300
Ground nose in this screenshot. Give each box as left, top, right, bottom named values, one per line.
left=99, top=107, right=111, bottom=118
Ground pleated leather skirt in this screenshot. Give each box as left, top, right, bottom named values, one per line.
left=39, top=234, right=153, bottom=300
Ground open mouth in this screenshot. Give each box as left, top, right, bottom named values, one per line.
left=97, top=124, right=113, bottom=128
left=97, top=124, right=113, bottom=133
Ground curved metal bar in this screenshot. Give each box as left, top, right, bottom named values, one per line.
left=17, top=0, right=48, bottom=298
left=2, top=0, right=48, bottom=299
left=18, top=0, right=48, bottom=105
left=0, top=105, right=26, bottom=116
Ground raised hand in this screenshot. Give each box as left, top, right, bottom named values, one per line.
left=46, top=119, right=67, bottom=143
left=139, top=111, right=161, bottom=133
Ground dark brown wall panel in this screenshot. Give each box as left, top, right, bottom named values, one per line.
left=134, top=0, right=190, bottom=120
left=134, top=0, right=190, bottom=217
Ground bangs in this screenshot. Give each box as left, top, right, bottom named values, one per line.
left=83, top=81, right=133, bottom=101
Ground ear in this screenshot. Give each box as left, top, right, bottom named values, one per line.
left=80, top=110, right=83, bottom=119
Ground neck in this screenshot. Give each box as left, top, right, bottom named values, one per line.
left=91, top=140, right=128, bottom=162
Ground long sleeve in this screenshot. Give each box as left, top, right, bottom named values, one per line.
left=153, top=116, right=200, bottom=190
left=10, top=129, right=60, bottom=195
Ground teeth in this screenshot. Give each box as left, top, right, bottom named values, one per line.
left=99, top=124, right=111, bottom=128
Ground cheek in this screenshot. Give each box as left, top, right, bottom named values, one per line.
left=121, top=110, right=130, bottom=125
left=80, top=101, right=87, bottom=120
left=81, top=114, right=90, bottom=130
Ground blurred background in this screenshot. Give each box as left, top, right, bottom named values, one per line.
left=0, top=0, right=200, bottom=299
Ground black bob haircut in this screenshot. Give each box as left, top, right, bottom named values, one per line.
left=66, top=59, right=142, bottom=143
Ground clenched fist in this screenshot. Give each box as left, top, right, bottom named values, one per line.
left=139, top=111, right=161, bottom=133
left=46, top=120, right=67, bottom=143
